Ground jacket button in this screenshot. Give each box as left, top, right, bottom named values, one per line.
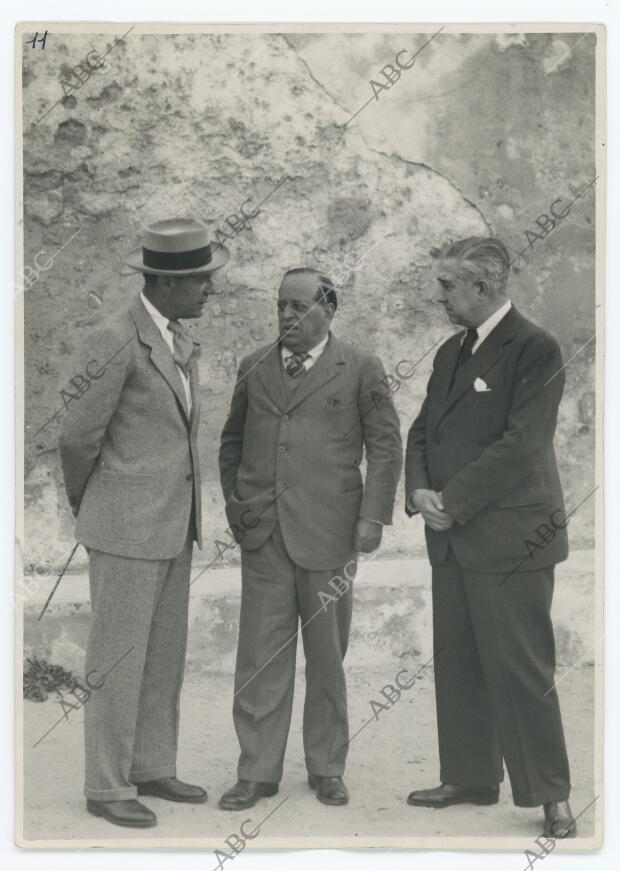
left=282, top=414, right=289, bottom=422
left=185, top=473, right=192, bottom=481
left=279, top=445, right=286, bottom=452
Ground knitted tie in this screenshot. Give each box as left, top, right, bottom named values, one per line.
left=285, top=351, right=310, bottom=378
left=167, top=320, right=194, bottom=374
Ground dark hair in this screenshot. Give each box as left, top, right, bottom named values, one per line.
left=282, top=267, right=338, bottom=312
left=442, top=237, right=511, bottom=293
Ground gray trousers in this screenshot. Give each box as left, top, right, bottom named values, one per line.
left=233, top=523, right=355, bottom=783
left=83, top=537, right=193, bottom=801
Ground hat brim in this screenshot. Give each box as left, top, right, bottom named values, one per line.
left=124, top=243, right=230, bottom=275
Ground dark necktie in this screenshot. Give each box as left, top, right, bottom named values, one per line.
left=167, top=320, right=194, bottom=374
left=458, top=328, right=478, bottom=367
left=285, top=351, right=310, bottom=378
left=450, top=328, right=478, bottom=389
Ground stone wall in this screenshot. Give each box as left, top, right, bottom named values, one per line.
left=21, top=29, right=597, bottom=570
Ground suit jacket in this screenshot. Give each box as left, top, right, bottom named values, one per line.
left=219, top=334, right=403, bottom=571
left=58, top=292, right=202, bottom=559
left=405, top=306, right=569, bottom=574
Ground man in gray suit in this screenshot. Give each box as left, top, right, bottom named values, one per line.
left=59, top=218, right=229, bottom=828
left=218, top=267, right=403, bottom=809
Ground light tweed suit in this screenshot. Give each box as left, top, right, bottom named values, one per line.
left=219, top=334, right=403, bottom=781
left=59, top=292, right=201, bottom=801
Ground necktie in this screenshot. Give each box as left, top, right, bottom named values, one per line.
left=450, top=328, right=478, bottom=389
left=457, top=328, right=478, bottom=367
left=285, top=351, right=310, bottom=378
left=167, top=320, right=194, bottom=374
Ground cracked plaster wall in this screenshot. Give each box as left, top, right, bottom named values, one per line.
left=21, top=30, right=596, bottom=570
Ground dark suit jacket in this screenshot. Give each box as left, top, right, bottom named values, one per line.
left=219, top=333, right=403, bottom=571
left=58, top=292, right=202, bottom=559
left=405, top=306, right=569, bottom=574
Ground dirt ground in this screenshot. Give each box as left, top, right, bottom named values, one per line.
left=19, top=661, right=597, bottom=850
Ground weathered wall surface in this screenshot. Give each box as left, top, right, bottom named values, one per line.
left=21, top=30, right=597, bottom=571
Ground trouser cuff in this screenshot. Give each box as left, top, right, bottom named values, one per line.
left=129, top=763, right=176, bottom=783
left=440, top=769, right=504, bottom=788
left=512, top=789, right=571, bottom=808
left=306, top=760, right=346, bottom=777
left=84, top=784, right=138, bottom=801
left=237, top=766, right=282, bottom=784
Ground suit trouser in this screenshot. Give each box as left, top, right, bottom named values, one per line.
left=233, top=523, right=354, bottom=782
left=432, top=546, right=571, bottom=807
left=83, top=536, right=193, bottom=801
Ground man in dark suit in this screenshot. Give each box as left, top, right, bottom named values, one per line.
left=59, top=218, right=229, bottom=828
left=405, top=237, right=576, bottom=838
left=218, top=267, right=402, bottom=809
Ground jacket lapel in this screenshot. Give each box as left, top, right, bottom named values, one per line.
left=188, top=353, right=201, bottom=433
left=435, top=306, right=520, bottom=429
left=254, top=342, right=289, bottom=412
left=284, top=333, right=344, bottom=412
left=130, top=295, right=191, bottom=426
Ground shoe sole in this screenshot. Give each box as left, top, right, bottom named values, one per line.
left=308, top=777, right=349, bottom=806
left=218, top=785, right=279, bottom=811
left=87, top=806, right=157, bottom=828
left=137, top=789, right=208, bottom=804
left=407, top=796, right=499, bottom=808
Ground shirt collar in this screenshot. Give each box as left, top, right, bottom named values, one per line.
left=140, top=290, right=170, bottom=338
left=281, top=332, right=330, bottom=361
left=475, top=299, right=512, bottom=345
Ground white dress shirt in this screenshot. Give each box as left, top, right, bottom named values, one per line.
left=140, top=291, right=192, bottom=413
left=281, top=332, right=330, bottom=371
left=471, top=299, right=512, bottom=353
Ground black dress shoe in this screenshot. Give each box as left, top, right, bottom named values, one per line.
left=308, top=774, right=349, bottom=806
left=407, top=782, right=499, bottom=808
left=86, top=799, right=157, bottom=828
left=543, top=800, right=577, bottom=838
left=136, top=776, right=208, bottom=804
left=218, top=780, right=279, bottom=811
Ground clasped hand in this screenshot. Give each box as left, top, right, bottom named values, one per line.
left=409, top=489, right=453, bottom=531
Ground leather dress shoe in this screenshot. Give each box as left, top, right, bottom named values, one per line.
left=308, top=774, right=349, bottom=806
left=86, top=798, right=157, bottom=828
left=543, top=800, right=577, bottom=838
left=407, top=782, right=499, bottom=808
left=218, top=780, right=279, bottom=811
left=136, top=776, right=207, bottom=804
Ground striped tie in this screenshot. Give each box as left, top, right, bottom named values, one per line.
left=285, top=351, right=310, bottom=378
left=167, top=320, right=194, bottom=374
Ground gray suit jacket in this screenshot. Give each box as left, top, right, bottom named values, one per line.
left=58, top=292, right=202, bottom=559
left=219, top=334, right=403, bottom=570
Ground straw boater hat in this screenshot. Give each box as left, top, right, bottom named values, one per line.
left=125, top=217, right=230, bottom=275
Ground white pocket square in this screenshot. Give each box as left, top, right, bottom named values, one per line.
left=474, top=377, right=492, bottom=392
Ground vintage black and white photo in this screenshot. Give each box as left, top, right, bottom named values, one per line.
left=15, top=20, right=604, bottom=851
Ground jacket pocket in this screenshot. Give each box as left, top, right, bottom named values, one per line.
left=87, top=470, right=159, bottom=544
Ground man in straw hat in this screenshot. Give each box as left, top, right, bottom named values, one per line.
left=59, top=218, right=229, bottom=828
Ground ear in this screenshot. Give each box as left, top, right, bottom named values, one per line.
left=476, top=279, right=490, bottom=298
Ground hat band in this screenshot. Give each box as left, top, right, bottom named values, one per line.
left=142, top=244, right=212, bottom=271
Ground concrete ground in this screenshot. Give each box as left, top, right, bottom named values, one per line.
left=20, top=660, right=597, bottom=849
